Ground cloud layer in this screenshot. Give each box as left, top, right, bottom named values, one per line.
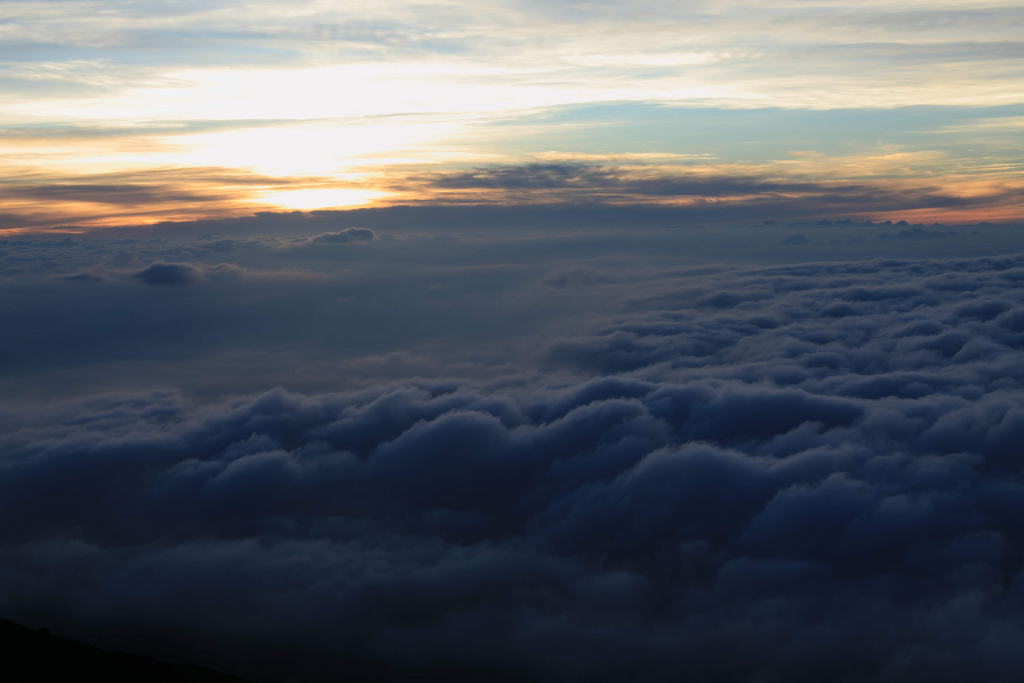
left=7, top=238, right=1024, bottom=680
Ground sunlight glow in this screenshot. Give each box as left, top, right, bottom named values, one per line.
left=2, top=0, right=1024, bottom=229
left=262, top=187, right=385, bottom=210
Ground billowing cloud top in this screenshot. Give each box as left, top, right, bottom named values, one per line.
left=5, top=224, right=1024, bottom=680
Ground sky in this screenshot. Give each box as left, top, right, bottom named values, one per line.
left=2, top=0, right=1024, bottom=231
left=7, top=4, right=1024, bottom=683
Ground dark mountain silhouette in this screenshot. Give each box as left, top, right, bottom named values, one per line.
left=0, top=617, right=254, bottom=682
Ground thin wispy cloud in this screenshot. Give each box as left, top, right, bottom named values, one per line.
left=0, top=1, right=1022, bottom=229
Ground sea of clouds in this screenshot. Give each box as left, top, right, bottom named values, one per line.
left=4, top=221, right=1024, bottom=681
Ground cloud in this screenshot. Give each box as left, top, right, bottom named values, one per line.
left=411, top=163, right=1015, bottom=218
left=133, top=262, right=197, bottom=286
left=307, top=228, right=376, bottom=244
left=0, top=167, right=327, bottom=232
left=61, top=270, right=105, bottom=283
left=4, top=151, right=1022, bottom=235
left=0, top=183, right=217, bottom=206
left=130, top=261, right=248, bottom=286
left=878, top=226, right=961, bottom=240
left=8, top=246, right=1024, bottom=680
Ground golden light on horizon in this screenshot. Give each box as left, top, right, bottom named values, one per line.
left=2, top=0, right=1024, bottom=231
left=261, top=187, right=386, bottom=210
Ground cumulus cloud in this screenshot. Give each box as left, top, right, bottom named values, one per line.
left=133, top=262, right=198, bottom=285
left=8, top=244, right=1024, bottom=680
left=307, top=227, right=376, bottom=244
left=131, top=261, right=248, bottom=286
